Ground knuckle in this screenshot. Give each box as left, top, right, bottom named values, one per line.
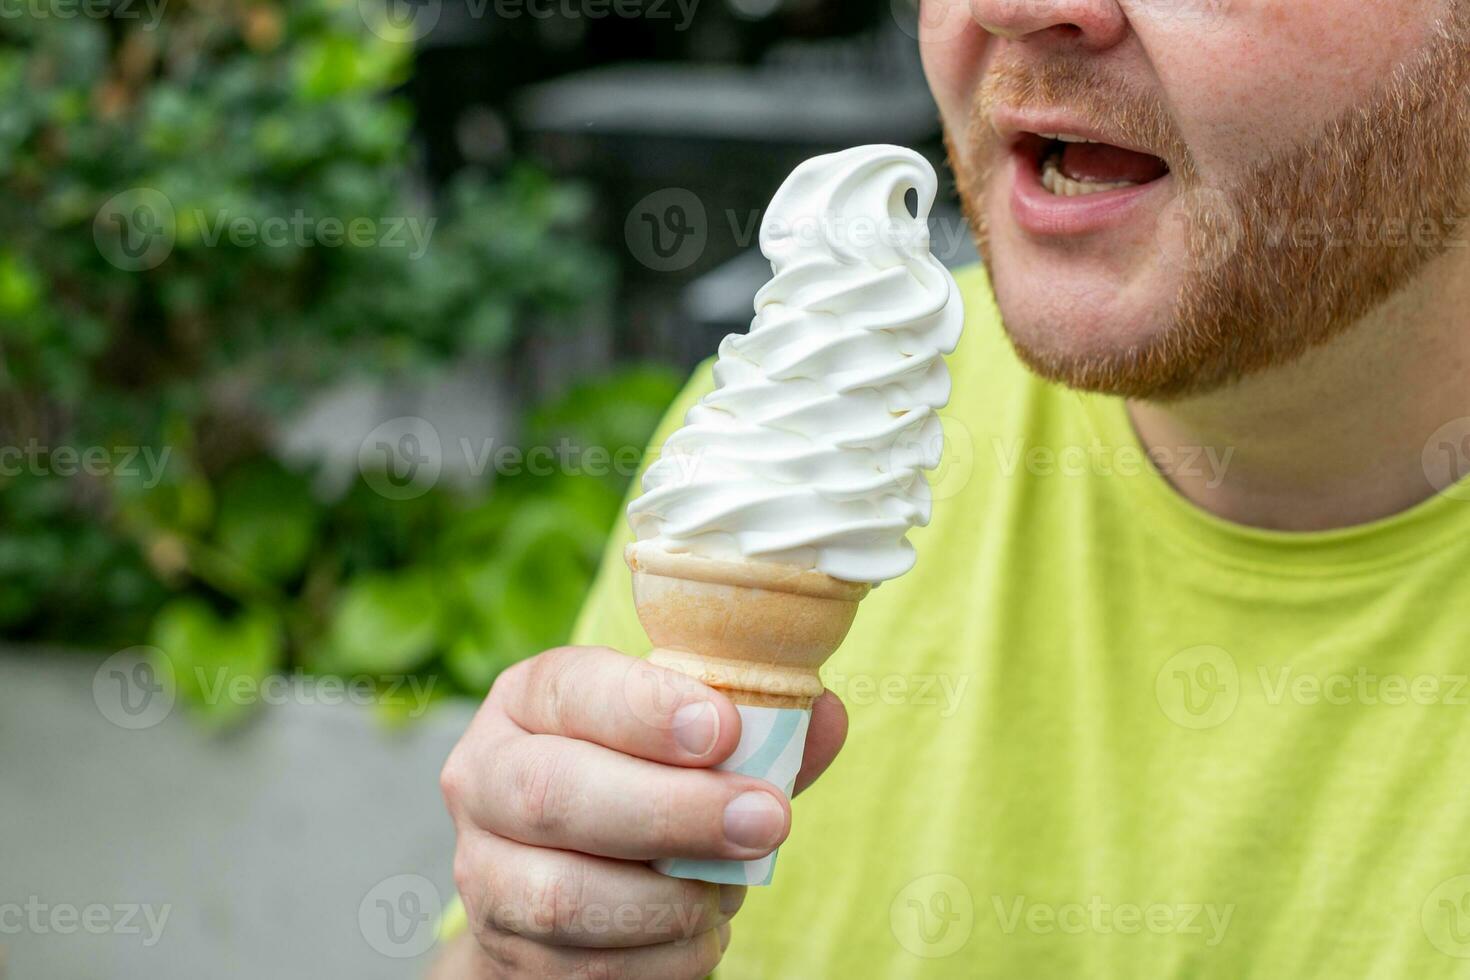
left=513, top=742, right=575, bottom=837
left=451, top=845, right=479, bottom=912
left=439, top=751, right=467, bottom=813
left=573, top=956, right=619, bottom=980
left=516, top=861, right=586, bottom=940
left=540, top=650, right=583, bottom=734
left=476, top=923, right=528, bottom=974
left=488, top=656, right=532, bottom=707
left=567, top=952, right=626, bottom=980
left=646, top=772, right=682, bottom=851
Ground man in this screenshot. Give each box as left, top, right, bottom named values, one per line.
left=434, top=0, right=1470, bottom=975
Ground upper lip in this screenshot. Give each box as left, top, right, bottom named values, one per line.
left=990, top=106, right=1165, bottom=162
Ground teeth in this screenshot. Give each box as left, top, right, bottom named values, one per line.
left=1039, top=154, right=1137, bottom=197
left=1037, top=133, right=1094, bottom=143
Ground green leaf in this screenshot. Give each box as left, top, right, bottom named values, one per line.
left=149, top=600, right=283, bottom=729
left=327, top=569, right=441, bottom=674
left=214, top=460, right=320, bottom=584
left=0, top=250, right=40, bottom=318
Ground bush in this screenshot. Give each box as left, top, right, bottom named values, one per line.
left=0, top=2, right=680, bottom=723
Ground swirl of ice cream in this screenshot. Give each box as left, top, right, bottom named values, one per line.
left=627, top=144, right=964, bottom=583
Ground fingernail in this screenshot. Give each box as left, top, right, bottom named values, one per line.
left=722, top=791, right=785, bottom=850
left=718, top=920, right=732, bottom=952
left=672, top=701, right=719, bottom=757
left=718, top=884, right=746, bottom=916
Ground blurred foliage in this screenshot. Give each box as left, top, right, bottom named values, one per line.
left=0, top=1, right=682, bottom=723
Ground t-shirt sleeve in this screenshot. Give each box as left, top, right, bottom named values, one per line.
left=569, top=359, right=716, bottom=653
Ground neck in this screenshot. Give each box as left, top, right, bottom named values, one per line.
left=1128, top=251, right=1470, bottom=532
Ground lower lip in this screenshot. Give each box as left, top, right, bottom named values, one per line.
left=1008, top=149, right=1169, bottom=237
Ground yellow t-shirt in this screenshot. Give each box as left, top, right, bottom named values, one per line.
left=456, top=265, right=1470, bottom=977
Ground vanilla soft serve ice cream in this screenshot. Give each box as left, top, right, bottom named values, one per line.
left=627, top=145, right=964, bottom=583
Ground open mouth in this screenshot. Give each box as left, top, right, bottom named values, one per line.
left=1018, top=133, right=1170, bottom=197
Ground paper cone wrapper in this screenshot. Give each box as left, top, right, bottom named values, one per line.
left=655, top=704, right=810, bottom=885
left=625, top=542, right=870, bottom=884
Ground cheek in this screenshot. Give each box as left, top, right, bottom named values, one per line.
left=1136, top=0, right=1444, bottom=171
left=919, top=0, right=992, bottom=138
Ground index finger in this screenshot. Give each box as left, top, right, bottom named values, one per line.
left=496, top=647, right=744, bottom=767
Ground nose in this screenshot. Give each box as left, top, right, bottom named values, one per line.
left=967, top=0, right=1127, bottom=50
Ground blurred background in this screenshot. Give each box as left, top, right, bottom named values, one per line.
left=0, top=0, right=967, bottom=975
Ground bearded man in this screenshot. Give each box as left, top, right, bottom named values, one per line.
left=433, top=1, right=1470, bottom=975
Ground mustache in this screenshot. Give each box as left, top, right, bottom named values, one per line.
left=975, top=58, right=1197, bottom=183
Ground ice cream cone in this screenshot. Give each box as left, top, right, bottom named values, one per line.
left=624, top=542, right=870, bottom=710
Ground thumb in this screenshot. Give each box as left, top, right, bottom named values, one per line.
left=793, top=689, right=848, bottom=796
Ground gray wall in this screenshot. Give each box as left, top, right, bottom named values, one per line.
left=0, top=649, right=474, bottom=980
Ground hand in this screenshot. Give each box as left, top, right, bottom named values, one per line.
left=436, top=645, right=848, bottom=978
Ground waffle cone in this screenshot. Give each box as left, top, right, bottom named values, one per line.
left=625, top=542, right=871, bottom=709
